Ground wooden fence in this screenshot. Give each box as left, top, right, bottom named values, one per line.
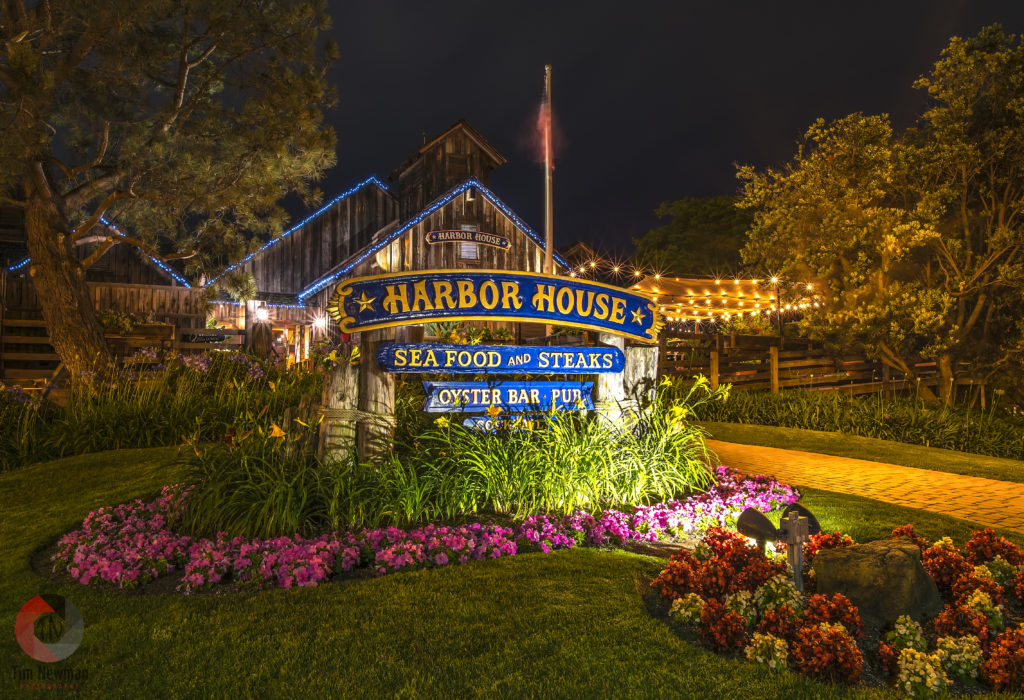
left=0, top=277, right=243, bottom=386
left=658, top=332, right=984, bottom=401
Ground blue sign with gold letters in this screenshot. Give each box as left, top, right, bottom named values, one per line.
left=426, top=230, right=510, bottom=249
left=326, top=270, right=658, bottom=342
left=377, top=343, right=625, bottom=374
left=422, top=381, right=594, bottom=413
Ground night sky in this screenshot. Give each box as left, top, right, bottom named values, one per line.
left=317, top=1, right=1024, bottom=254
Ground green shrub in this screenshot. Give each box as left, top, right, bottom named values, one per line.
left=680, top=384, right=1024, bottom=459
left=0, top=351, right=321, bottom=471
left=179, top=417, right=370, bottom=538
left=177, top=377, right=727, bottom=536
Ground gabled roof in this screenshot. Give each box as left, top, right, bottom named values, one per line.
left=7, top=218, right=192, bottom=287
left=391, top=120, right=507, bottom=179
left=297, top=178, right=570, bottom=302
left=206, top=175, right=391, bottom=287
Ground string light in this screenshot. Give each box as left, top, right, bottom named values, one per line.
left=7, top=257, right=29, bottom=272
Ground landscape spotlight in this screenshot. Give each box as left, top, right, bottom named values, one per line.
left=255, top=303, right=269, bottom=322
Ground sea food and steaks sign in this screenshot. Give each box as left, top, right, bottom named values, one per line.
left=326, top=270, right=659, bottom=343
left=377, top=343, right=625, bottom=374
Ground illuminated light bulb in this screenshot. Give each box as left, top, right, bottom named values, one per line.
left=590, top=261, right=596, bottom=268
left=570, top=271, right=577, bottom=277
left=634, top=270, right=641, bottom=277
left=770, top=277, right=779, bottom=284
left=654, top=273, right=661, bottom=279
left=715, top=279, right=721, bottom=285
left=704, top=290, right=709, bottom=295
left=612, top=266, right=619, bottom=272
left=734, top=279, right=740, bottom=285
left=806, top=283, right=813, bottom=290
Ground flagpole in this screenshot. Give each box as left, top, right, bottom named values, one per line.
left=543, top=65, right=554, bottom=340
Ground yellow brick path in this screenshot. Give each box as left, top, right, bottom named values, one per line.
left=707, top=440, right=1024, bottom=534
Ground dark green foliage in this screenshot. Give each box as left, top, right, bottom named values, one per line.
left=179, top=420, right=369, bottom=538
left=178, top=380, right=725, bottom=536
left=0, top=356, right=320, bottom=471
left=633, top=196, right=751, bottom=276
left=686, top=384, right=1024, bottom=459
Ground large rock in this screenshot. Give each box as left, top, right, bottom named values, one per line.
left=811, top=538, right=941, bottom=628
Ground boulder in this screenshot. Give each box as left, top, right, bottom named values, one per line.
left=811, top=538, right=941, bottom=628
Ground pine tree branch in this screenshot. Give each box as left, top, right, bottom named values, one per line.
left=72, top=189, right=133, bottom=241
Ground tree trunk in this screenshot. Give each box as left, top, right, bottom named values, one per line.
left=937, top=354, right=955, bottom=407
left=23, top=163, right=112, bottom=380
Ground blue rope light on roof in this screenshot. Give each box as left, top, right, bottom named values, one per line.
left=6, top=257, right=29, bottom=272
left=205, top=175, right=390, bottom=287
left=98, top=217, right=192, bottom=288
left=297, top=179, right=570, bottom=302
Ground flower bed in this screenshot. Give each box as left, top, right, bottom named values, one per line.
left=50, top=466, right=799, bottom=593
left=649, top=523, right=1024, bottom=696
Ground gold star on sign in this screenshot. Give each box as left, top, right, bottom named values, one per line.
left=630, top=307, right=645, bottom=324
left=354, top=292, right=376, bottom=312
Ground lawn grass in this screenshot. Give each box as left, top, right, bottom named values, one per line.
left=2, top=447, right=1017, bottom=698
left=701, top=421, right=1024, bottom=484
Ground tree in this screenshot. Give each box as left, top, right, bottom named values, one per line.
left=738, top=26, right=1024, bottom=405
left=633, top=196, right=750, bottom=276
left=1, top=0, right=336, bottom=379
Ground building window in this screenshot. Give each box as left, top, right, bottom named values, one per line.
left=459, top=242, right=478, bottom=260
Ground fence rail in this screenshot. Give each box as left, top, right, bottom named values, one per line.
left=658, top=332, right=983, bottom=403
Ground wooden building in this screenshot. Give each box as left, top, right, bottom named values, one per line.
left=1, top=121, right=570, bottom=383
left=217, top=120, right=569, bottom=356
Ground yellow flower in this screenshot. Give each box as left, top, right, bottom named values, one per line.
left=435, top=416, right=450, bottom=429
left=326, top=350, right=337, bottom=362
left=485, top=404, right=502, bottom=418
left=268, top=424, right=286, bottom=439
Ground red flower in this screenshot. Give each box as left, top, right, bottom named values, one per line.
left=921, top=541, right=972, bottom=590
left=931, top=603, right=991, bottom=649
left=982, top=628, right=1024, bottom=692
left=651, top=554, right=698, bottom=601
left=965, top=529, right=1023, bottom=566
left=890, top=524, right=928, bottom=552
left=951, top=572, right=1005, bottom=607
left=803, top=531, right=854, bottom=567
left=790, top=622, right=863, bottom=684
left=698, top=598, right=747, bottom=651
left=756, top=604, right=802, bottom=642
left=804, top=593, right=863, bottom=639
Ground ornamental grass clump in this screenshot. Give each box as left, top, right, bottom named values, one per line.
left=744, top=633, right=788, bottom=673
left=410, top=377, right=726, bottom=518
left=897, top=648, right=950, bottom=698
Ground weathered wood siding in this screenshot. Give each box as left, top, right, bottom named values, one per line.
left=75, top=243, right=181, bottom=286
left=395, top=128, right=502, bottom=222
left=303, top=192, right=548, bottom=314
left=239, top=185, right=397, bottom=295
left=2, top=276, right=205, bottom=327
